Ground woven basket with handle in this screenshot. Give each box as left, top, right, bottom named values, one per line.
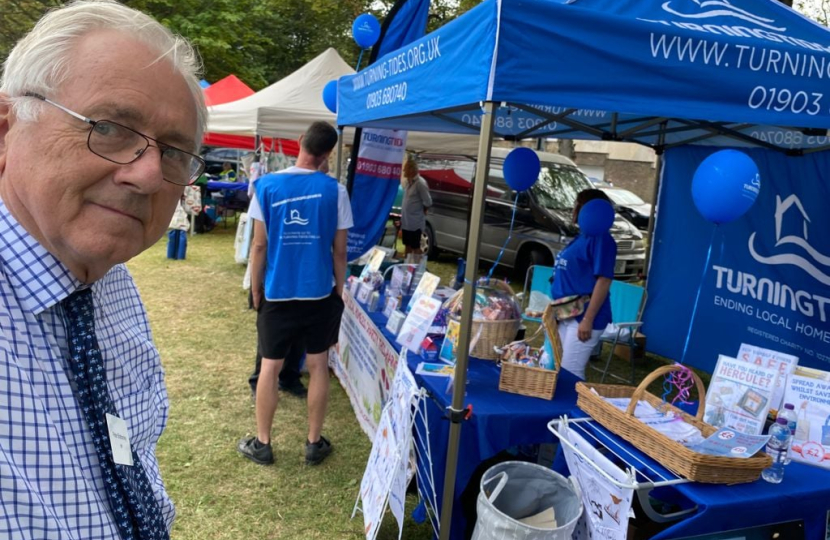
left=498, top=304, right=562, bottom=400
left=447, top=280, right=521, bottom=361
left=576, top=364, right=772, bottom=484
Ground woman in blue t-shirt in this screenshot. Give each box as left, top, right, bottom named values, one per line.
left=551, top=190, right=617, bottom=379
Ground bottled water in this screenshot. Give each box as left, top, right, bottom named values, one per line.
left=777, top=403, right=797, bottom=465
left=762, top=418, right=791, bottom=484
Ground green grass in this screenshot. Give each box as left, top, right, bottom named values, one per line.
left=129, top=228, right=693, bottom=540
left=129, top=227, right=433, bottom=540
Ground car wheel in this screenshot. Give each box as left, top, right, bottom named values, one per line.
left=423, top=223, right=439, bottom=259
left=514, top=247, right=551, bottom=280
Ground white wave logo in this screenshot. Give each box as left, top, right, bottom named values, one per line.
left=662, top=0, right=786, bottom=32
left=748, top=194, right=830, bottom=286
left=284, top=209, right=309, bottom=226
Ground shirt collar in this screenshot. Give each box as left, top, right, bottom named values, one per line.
left=0, top=199, right=82, bottom=314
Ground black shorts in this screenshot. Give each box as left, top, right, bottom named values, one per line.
left=401, top=228, right=422, bottom=249
left=257, top=290, right=345, bottom=358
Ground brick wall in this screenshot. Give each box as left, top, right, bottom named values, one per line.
left=603, top=160, right=657, bottom=203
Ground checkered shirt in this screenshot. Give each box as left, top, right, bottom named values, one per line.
left=0, top=200, right=174, bottom=538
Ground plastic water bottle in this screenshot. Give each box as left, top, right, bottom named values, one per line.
left=762, top=417, right=792, bottom=484
left=778, top=403, right=797, bottom=465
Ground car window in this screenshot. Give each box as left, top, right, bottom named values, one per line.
left=487, top=169, right=514, bottom=202
left=532, top=163, right=593, bottom=210
left=607, top=189, right=645, bottom=206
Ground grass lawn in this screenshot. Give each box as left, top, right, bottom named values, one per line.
left=128, top=225, right=690, bottom=539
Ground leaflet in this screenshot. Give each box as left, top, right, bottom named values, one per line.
left=736, top=343, right=798, bottom=416
left=704, top=355, right=779, bottom=435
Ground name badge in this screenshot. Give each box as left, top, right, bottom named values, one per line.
left=106, top=413, right=134, bottom=466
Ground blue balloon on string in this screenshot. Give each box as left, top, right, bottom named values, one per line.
left=578, top=199, right=615, bottom=236
left=353, top=14, right=381, bottom=49
left=322, top=80, right=338, bottom=114
left=503, top=147, right=541, bottom=192
left=692, top=150, right=760, bottom=224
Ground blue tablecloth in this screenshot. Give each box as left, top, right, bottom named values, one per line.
left=205, top=180, right=248, bottom=191
left=365, top=308, right=581, bottom=540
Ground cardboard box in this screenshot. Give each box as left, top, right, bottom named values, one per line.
left=614, top=332, right=646, bottom=361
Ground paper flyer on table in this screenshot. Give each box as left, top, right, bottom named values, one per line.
left=737, top=343, right=798, bottom=415
left=407, top=271, right=440, bottom=312
left=704, top=355, right=779, bottom=435
left=561, top=422, right=634, bottom=540
left=396, top=296, right=442, bottom=353
left=783, top=373, right=830, bottom=470
left=416, top=362, right=455, bottom=378
left=360, top=247, right=386, bottom=279
left=692, top=428, right=770, bottom=458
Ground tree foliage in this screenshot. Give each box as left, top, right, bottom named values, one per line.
left=5, top=0, right=820, bottom=93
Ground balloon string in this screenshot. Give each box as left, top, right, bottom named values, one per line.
left=680, top=226, right=717, bottom=365
left=487, top=193, right=520, bottom=279
left=356, top=49, right=365, bottom=71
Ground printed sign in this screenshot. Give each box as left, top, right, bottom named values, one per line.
left=347, top=129, right=407, bottom=261
left=358, top=358, right=419, bottom=540
left=782, top=373, right=830, bottom=469
left=646, top=146, right=830, bottom=373
left=737, top=343, right=799, bottom=415
left=329, top=290, right=400, bottom=437
left=397, top=296, right=442, bottom=353
left=704, top=355, right=779, bottom=435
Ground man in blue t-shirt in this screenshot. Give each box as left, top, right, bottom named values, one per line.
left=238, top=122, right=352, bottom=466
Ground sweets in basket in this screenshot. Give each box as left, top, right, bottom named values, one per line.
left=497, top=304, right=563, bottom=400
left=442, top=279, right=521, bottom=360
left=576, top=364, right=772, bottom=484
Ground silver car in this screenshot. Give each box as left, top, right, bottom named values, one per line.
left=419, top=147, right=646, bottom=280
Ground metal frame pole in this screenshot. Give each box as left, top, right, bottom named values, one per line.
left=335, top=128, right=344, bottom=182
left=642, top=122, right=666, bottom=284
left=437, top=101, right=497, bottom=540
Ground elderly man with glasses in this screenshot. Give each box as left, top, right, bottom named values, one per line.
left=0, top=1, right=205, bottom=539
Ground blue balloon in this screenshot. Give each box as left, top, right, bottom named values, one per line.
left=352, top=14, right=381, bottom=49
left=322, top=80, right=338, bottom=114
left=578, top=199, right=615, bottom=236
left=692, top=150, right=760, bottom=224
left=503, top=147, right=541, bottom=192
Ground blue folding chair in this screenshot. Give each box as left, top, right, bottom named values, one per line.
left=591, top=280, right=647, bottom=384
left=520, top=265, right=554, bottom=323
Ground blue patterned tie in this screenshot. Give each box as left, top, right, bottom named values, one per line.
left=62, top=288, right=170, bottom=540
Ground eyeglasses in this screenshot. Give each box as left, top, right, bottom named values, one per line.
left=24, top=92, right=205, bottom=186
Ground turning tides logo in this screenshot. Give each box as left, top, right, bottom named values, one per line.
left=660, top=0, right=786, bottom=32
left=749, top=194, right=830, bottom=286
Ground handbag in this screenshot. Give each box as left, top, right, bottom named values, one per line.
left=550, top=294, right=591, bottom=321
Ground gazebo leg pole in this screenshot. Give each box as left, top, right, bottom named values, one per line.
left=643, top=122, right=666, bottom=286
left=438, top=101, right=497, bottom=540
left=335, top=128, right=344, bottom=182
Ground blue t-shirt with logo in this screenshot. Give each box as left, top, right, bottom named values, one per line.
left=551, top=232, right=617, bottom=329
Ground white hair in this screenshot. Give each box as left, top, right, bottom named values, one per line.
left=0, top=0, right=206, bottom=148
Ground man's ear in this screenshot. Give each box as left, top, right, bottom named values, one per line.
left=0, top=94, right=12, bottom=173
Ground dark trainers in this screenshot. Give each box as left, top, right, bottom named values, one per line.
left=305, top=436, right=333, bottom=465
left=237, top=436, right=274, bottom=465
left=279, top=378, right=308, bottom=398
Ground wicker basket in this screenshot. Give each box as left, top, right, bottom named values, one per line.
left=498, top=305, right=562, bottom=400
left=452, top=316, right=521, bottom=360
left=447, top=280, right=521, bottom=360
left=576, top=365, right=772, bottom=484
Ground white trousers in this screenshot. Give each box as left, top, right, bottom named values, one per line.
left=557, top=318, right=603, bottom=380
